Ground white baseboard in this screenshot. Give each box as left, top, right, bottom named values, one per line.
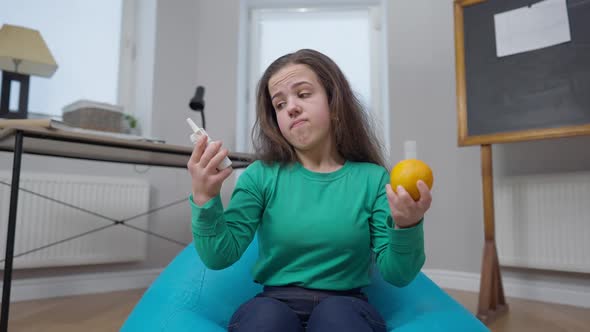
left=423, top=268, right=590, bottom=309
left=3, top=268, right=588, bottom=309
left=1, top=268, right=163, bottom=303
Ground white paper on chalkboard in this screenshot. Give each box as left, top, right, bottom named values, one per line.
left=494, top=0, right=571, bottom=57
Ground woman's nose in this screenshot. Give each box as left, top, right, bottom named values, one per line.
left=286, top=100, right=301, bottom=117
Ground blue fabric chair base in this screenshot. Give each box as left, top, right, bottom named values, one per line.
left=122, top=242, right=488, bottom=331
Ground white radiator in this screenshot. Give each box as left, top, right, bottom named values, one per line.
left=495, top=172, right=590, bottom=273
left=0, top=172, right=149, bottom=269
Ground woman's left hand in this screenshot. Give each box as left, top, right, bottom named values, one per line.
left=385, top=180, right=432, bottom=228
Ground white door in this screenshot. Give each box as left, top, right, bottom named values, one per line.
left=237, top=1, right=390, bottom=158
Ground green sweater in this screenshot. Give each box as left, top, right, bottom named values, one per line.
left=190, top=160, right=425, bottom=290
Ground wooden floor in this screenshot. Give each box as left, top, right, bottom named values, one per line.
left=8, top=289, right=144, bottom=332
left=446, top=289, right=589, bottom=332
left=6, top=288, right=590, bottom=331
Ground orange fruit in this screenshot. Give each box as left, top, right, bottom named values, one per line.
left=390, top=159, right=434, bottom=201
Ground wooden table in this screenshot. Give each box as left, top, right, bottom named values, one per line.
left=0, top=124, right=254, bottom=332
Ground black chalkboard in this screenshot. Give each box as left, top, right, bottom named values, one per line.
left=454, top=0, right=590, bottom=146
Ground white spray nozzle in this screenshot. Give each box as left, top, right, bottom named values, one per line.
left=404, top=140, right=417, bottom=160
left=186, top=118, right=200, bottom=133
left=185, top=117, right=231, bottom=169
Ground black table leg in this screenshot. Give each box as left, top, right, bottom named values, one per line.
left=1, top=130, right=24, bottom=332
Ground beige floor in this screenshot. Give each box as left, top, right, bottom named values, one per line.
left=6, top=288, right=590, bottom=331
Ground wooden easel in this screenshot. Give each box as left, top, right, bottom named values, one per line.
left=455, top=0, right=590, bottom=325
left=454, top=1, right=508, bottom=323
left=477, top=144, right=507, bottom=323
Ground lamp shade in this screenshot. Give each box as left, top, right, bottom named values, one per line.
left=0, top=24, right=58, bottom=77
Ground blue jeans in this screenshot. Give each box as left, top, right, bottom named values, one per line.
left=227, top=285, right=387, bottom=332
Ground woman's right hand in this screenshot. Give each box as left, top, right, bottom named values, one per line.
left=187, top=135, right=233, bottom=206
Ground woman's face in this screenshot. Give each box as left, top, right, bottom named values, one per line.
left=268, top=64, right=332, bottom=153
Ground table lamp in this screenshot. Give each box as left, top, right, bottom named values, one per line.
left=0, top=24, right=58, bottom=119
left=189, top=86, right=206, bottom=130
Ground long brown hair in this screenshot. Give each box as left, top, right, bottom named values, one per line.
left=252, top=49, right=385, bottom=167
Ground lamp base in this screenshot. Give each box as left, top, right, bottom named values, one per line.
left=0, top=71, right=30, bottom=119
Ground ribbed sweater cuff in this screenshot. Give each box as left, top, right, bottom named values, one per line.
left=189, top=194, right=226, bottom=236
left=387, top=218, right=424, bottom=253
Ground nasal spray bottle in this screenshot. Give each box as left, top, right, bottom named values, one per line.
left=186, top=118, right=232, bottom=170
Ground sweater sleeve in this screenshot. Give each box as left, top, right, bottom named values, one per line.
left=369, top=171, right=426, bottom=287
left=190, top=165, right=264, bottom=270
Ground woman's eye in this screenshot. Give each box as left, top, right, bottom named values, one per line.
left=275, top=102, right=285, bottom=110
left=299, top=92, right=310, bottom=98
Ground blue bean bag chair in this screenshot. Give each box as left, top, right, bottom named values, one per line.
left=121, top=240, right=489, bottom=331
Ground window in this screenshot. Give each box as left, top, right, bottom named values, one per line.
left=0, top=0, right=133, bottom=118
left=256, top=9, right=373, bottom=110
left=236, top=0, right=390, bottom=157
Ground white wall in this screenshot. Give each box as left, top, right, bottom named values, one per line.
left=387, top=1, right=485, bottom=272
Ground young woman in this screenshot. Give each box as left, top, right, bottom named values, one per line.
left=187, top=49, right=432, bottom=332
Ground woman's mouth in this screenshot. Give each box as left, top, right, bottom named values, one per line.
left=291, top=119, right=307, bottom=129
